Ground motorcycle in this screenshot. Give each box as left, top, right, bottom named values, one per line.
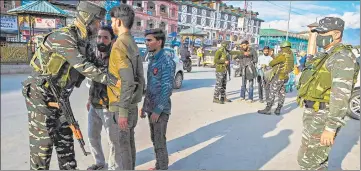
left=182, top=57, right=192, bottom=72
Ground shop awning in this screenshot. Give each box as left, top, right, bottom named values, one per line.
left=179, top=27, right=207, bottom=36
left=8, top=1, right=68, bottom=17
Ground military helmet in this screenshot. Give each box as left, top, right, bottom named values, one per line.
left=280, top=41, right=291, bottom=48
left=76, top=1, right=106, bottom=25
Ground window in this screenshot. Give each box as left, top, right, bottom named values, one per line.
left=186, top=15, right=191, bottom=23
left=197, top=17, right=201, bottom=25
left=133, top=1, right=142, bottom=7
left=4, top=1, right=14, bottom=8
left=197, top=8, right=202, bottom=15
left=136, top=21, right=141, bottom=27
left=159, top=22, right=166, bottom=30
left=160, top=5, right=167, bottom=13
left=206, top=10, right=211, bottom=17
left=206, top=18, right=210, bottom=26
left=227, top=23, right=231, bottom=30
left=220, top=21, right=224, bottom=28
left=187, top=6, right=192, bottom=13
left=178, top=14, right=181, bottom=22
left=148, top=2, right=155, bottom=10
left=171, top=8, right=176, bottom=17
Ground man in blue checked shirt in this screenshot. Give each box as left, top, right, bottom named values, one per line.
left=140, top=28, right=176, bottom=170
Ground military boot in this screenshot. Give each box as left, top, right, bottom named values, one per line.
left=220, top=97, right=226, bottom=104
left=258, top=103, right=272, bottom=115
left=213, top=98, right=224, bottom=104
left=224, top=97, right=232, bottom=103
left=274, top=105, right=282, bottom=115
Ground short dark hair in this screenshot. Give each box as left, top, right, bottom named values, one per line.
left=241, top=40, right=249, bottom=45
left=145, top=29, right=166, bottom=48
left=110, top=4, right=135, bottom=29
left=263, top=46, right=270, bottom=50
left=270, top=48, right=274, bottom=51
left=100, top=25, right=115, bottom=40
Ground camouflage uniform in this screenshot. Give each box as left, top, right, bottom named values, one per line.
left=213, top=41, right=232, bottom=104
left=258, top=41, right=294, bottom=115
left=297, top=17, right=360, bottom=170
left=22, top=2, right=118, bottom=170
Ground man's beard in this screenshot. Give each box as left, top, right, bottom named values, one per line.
left=264, top=53, right=269, bottom=56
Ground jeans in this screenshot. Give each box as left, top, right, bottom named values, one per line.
left=240, top=75, right=254, bottom=100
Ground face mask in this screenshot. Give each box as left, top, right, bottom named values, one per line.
left=97, top=43, right=111, bottom=52
left=316, top=35, right=333, bottom=47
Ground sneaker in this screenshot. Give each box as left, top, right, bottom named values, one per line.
left=237, top=98, right=246, bottom=102
left=87, top=164, right=105, bottom=170
left=246, top=99, right=254, bottom=103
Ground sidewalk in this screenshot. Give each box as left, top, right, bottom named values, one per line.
left=1, top=64, right=32, bottom=75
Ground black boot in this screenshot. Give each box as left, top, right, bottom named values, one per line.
left=258, top=103, right=272, bottom=115
left=220, top=97, right=225, bottom=104
left=224, top=97, right=232, bottom=103
left=274, top=105, right=282, bottom=115
left=213, top=98, right=224, bottom=104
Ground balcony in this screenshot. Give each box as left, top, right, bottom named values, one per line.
left=133, top=6, right=144, bottom=13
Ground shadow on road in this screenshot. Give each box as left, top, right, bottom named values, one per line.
left=136, top=112, right=293, bottom=170
left=329, top=119, right=360, bottom=170
left=174, top=78, right=215, bottom=93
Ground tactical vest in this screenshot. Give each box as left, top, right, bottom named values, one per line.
left=297, top=44, right=359, bottom=111
left=30, top=26, right=85, bottom=88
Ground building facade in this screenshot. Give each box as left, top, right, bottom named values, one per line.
left=259, top=29, right=309, bottom=52
left=176, top=1, right=263, bottom=45
left=127, top=0, right=178, bottom=38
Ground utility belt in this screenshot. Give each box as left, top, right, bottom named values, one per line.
left=304, top=100, right=327, bottom=110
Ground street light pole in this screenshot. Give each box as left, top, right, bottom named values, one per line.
left=286, top=1, right=291, bottom=41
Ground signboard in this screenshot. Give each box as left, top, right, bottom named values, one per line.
left=0, top=15, right=18, bottom=34
left=34, top=18, right=56, bottom=29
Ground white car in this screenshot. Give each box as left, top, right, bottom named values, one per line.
left=86, top=44, right=184, bottom=90
left=348, top=48, right=360, bottom=120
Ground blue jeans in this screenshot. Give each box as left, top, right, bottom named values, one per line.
left=240, top=76, right=254, bottom=100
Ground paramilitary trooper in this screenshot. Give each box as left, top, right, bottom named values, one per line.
left=296, top=17, right=359, bottom=170
left=258, top=41, right=294, bottom=115
left=21, top=1, right=120, bottom=170
left=213, top=41, right=238, bottom=104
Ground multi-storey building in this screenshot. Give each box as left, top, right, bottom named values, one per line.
left=127, top=0, right=178, bottom=38
left=176, top=1, right=263, bottom=44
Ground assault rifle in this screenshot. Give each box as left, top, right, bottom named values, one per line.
left=46, top=77, right=90, bottom=156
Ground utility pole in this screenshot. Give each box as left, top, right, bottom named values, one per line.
left=286, top=1, right=291, bottom=41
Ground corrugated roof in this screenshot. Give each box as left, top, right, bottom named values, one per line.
left=260, top=29, right=308, bottom=40
left=8, top=1, right=68, bottom=17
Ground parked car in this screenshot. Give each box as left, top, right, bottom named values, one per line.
left=348, top=48, right=360, bottom=120
left=86, top=45, right=184, bottom=90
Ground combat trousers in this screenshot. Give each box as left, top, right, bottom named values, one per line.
left=297, top=106, right=340, bottom=170
left=26, top=101, right=77, bottom=170
left=108, top=106, right=138, bottom=170
left=267, top=76, right=288, bottom=106
left=148, top=113, right=170, bottom=170
left=214, top=71, right=227, bottom=99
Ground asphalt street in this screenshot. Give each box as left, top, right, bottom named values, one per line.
left=1, top=67, right=360, bottom=170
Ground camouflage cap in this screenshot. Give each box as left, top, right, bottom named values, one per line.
left=77, top=1, right=106, bottom=21
left=311, top=17, right=345, bottom=34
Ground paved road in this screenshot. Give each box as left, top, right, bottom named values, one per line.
left=1, top=67, right=360, bottom=170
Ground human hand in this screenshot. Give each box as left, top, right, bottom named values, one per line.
left=150, top=113, right=160, bottom=123
left=244, top=52, right=250, bottom=56
left=115, top=80, right=121, bottom=88
left=86, top=101, right=90, bottom=111
left=118, top=117, right=128, bottom=131
left=320, top=130, right=336, bottom=146
left=225, top=61, right=229, bottom=65
left=48, top=102, right=59, bottom=109
left=139, top=108, right=146, bottom=118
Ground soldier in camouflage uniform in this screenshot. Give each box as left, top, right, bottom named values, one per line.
left=258, top=41, right=294, bottom=115
left=296, top=17, right=359, bottom=170
left=213, top=41, right=233, bottom=104
left=21, top=1, right=120, bottom=170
